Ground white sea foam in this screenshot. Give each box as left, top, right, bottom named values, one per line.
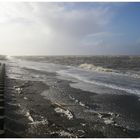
left=125, top=71, right=140, bottom=79
left=58, top=69, right=140, bottom=96
left=79, top=63, right=113, bottom=73
left=25, top=111, right=34, bottom=122
left=79, top=63, right=140, bottom=79
left=81, top=79, right=140, bottom=95
left=54, top=107, right=73, bottom=120
left=69, top=95, right=86, bottom=107
left=59, top=130, right=73, bottom=137
left=29, top=119, right=48, bottom=125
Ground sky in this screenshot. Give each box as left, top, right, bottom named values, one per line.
left=0, top=2, right=140, bottom=55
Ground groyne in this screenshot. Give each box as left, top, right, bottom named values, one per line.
left=0, top=64, right=5, bottom=137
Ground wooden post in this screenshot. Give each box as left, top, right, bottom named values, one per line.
left=0, top=64, right=5, bottom=137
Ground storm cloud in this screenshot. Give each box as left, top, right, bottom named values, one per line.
left=0, top=2, right=139, bottom=55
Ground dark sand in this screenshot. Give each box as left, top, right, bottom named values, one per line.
left=4, top=68, right=140, bottom=138
left=5, top=77, right=103, bottom=138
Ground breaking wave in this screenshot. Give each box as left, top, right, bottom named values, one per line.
left=79, top=63, right=140, bottom=79
left=79, top=63, right=114, bottom=73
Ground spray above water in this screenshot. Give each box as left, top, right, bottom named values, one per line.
left=79, top=63, right=113, bottom=72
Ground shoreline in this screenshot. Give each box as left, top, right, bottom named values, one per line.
left=4, top=72, right=140, bottom=137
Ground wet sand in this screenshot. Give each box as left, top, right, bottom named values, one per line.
left=4, top=77, right=102, bottom=137
left=4, top=69, right=140, bottom=138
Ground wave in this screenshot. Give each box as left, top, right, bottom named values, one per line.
left=58, top=70, right=140, bottom=96
left=83, top=79, right=140, bottom=96
left=125, top=71, right=140, bottom=79
left=79, top=63, right=140, bottom=79
left=79, top=63, right=114, bottom=72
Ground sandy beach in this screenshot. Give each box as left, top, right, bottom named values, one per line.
left=4, top=58, right=140, bottom=137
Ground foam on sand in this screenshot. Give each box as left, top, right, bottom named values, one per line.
left=54, top=107, right=73, bottom=120
left=52, top=103, right=73, bottom=120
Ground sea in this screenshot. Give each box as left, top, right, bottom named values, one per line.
left=7, top=55, right=140, bottom=97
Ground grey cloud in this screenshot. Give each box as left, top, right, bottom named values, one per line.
left=32, top=3, right=111, bottom=37
left=0, top=2, right=113, bottom=55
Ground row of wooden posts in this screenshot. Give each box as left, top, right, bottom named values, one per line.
left=0, top=64, right=5, bottom=137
